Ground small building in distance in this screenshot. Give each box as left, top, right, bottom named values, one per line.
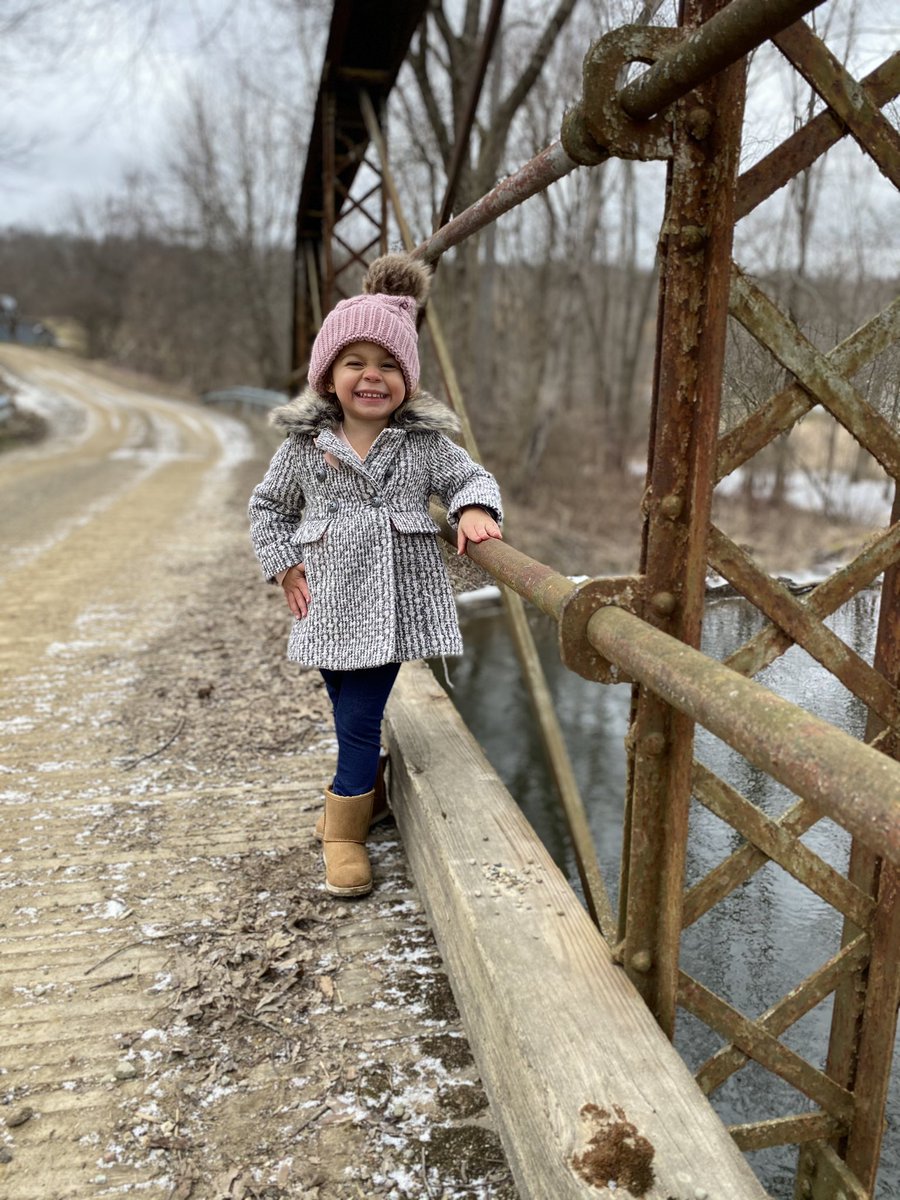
left=0, top=294, right=57, bottom=347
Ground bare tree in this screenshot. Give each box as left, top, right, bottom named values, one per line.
left=165, top=73, right=301, bottom=387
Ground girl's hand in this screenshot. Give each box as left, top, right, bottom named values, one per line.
left=282, top=563, right=311, bottom=618
left=456, top=507, right=503, bottom=556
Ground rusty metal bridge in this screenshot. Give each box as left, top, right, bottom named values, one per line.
left=293, top=1, right=900, bottom=1196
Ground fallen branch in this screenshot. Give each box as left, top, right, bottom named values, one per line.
left=121, top=716, right=186, bottom=771
left=85, top=941, right=151, bottom=976
left=89, top=971, right=135, bottom=991
left=295, top=1103, right=330, bottom=1133
left=239, top=1009, right=287, bottom=1037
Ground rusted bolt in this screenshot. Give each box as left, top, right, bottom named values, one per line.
left=650, top=591, right=677, bottom=616
left=686, top=106, right=712, bottom=140
left=631, top=950, right=652, bottom=973
left=681, top=224, right=707, bottom=252
left=660, top=493, right=683, bottom=520
left=642, top=732, right=666, bottom=757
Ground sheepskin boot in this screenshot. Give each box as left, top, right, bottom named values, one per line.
left=315, top=750, right=390, bottom=841
left=322, top=787, right=374, bottom=897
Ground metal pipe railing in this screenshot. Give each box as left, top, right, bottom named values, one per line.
left=411, top=0, right=826, bottom=267
left=587, top=605, right=900, bottom=867
left=619, top=0, right=823, bottom=121
left=453, top=531, right=900, bottom=869
left=434, top=509, right=578, bottom=622
left=416, top=140, right=580, bottom=266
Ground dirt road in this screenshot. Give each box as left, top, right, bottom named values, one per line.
left=0, top=349, right=514, bottom=1200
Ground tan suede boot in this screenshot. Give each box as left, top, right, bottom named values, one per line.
left=322, top=788, right=374, bottom=897
left=315, top=751, right=390, bottom=841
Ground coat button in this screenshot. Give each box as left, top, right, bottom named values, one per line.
left=384, top=468, right=393, bottom=480
left=316, top=469, right=327, bottom=482
left=371, top=497, right=383, bottom=509
left=327, top=499, right=339, bottom=513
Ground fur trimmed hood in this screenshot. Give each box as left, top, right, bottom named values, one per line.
left=270, top=387, right=460, bottom=437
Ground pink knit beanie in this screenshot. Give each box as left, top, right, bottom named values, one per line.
left=308, top=255, right=432, bottom=398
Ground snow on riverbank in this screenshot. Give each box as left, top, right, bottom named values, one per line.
left=715, top=465, right=894, bottom=525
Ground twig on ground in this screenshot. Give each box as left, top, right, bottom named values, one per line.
left=295, top=1103, right=331, bottom=1133
left=88, top=972, right=135, bottom=990
left=85, top=941, right=152, bottom=975
left=121, top=716, right=186, bottom=770
left=240, top=1009, right=287, bottom=1037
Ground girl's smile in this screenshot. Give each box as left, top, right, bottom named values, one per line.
left=329, top=341, right=406, bottom=427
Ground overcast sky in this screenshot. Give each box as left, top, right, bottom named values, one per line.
left=2, top=0, right=898, bottom=274
left=2, top=0, right=323, bottom=228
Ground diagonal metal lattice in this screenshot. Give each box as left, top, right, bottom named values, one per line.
left=648, top=19, right=900, bottom=1194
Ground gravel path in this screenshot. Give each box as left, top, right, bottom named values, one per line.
left=0, top=347, right=516, bottom=1200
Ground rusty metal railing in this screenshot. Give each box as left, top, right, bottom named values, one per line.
left=437, top=522, right=900, bottom=866
left=300, top=0, right=900, bottom=1193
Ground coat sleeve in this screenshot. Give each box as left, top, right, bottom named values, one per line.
left=428, top=434, right=503, bottom=527
left=248, top=436, right=306, bottom=582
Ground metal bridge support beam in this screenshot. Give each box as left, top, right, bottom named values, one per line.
left=290, top=0, right=428, bottom=388
left=618, top=0, right=747, bottom=1035
left=812, top=491, right=900, bottom=1198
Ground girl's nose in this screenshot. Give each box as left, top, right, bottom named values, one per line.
left=363, top=365, right=383, bottom=380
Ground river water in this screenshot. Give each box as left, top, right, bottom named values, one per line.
left=438, top=590, right=897, bottom=1199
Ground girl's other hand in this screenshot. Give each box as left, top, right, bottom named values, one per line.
left=456, top=507, right=503, bottom=556
left=282, top=563, right=311, bottom=618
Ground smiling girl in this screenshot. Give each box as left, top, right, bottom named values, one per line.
left=248, top=255, right=502, bottom=897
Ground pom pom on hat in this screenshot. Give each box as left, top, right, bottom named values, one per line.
left=308, top=254, right=431, bottom=398
left=362, top=254, right=431, bottom=304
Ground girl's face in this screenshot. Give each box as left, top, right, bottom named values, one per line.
left=327, top=341, right=405, bottom=427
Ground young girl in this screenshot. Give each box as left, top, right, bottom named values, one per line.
left=248, top=255, right=503, bottom=898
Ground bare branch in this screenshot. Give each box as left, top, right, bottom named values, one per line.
left=492, top=0, right=579, bottom=136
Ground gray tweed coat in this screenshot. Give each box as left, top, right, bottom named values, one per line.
left=248, top=389, right=503, bottom=670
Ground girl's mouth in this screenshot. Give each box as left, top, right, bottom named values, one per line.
left=355, top=391, right=388, bottom=400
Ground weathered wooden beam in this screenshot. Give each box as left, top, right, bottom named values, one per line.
left=384, top=662, right=769, bottom=1200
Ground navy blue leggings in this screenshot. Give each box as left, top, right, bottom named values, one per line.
left=319, top=662, right=401, bottom=796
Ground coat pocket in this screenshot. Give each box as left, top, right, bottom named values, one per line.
left=291, top=516, right=331, bottom=546
left=389, top=510, right=441, bottom=535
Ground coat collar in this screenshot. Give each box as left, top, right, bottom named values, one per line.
left=269, top=386, right=460, bottom=438
left=314, top=425, right=406, bottom=481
